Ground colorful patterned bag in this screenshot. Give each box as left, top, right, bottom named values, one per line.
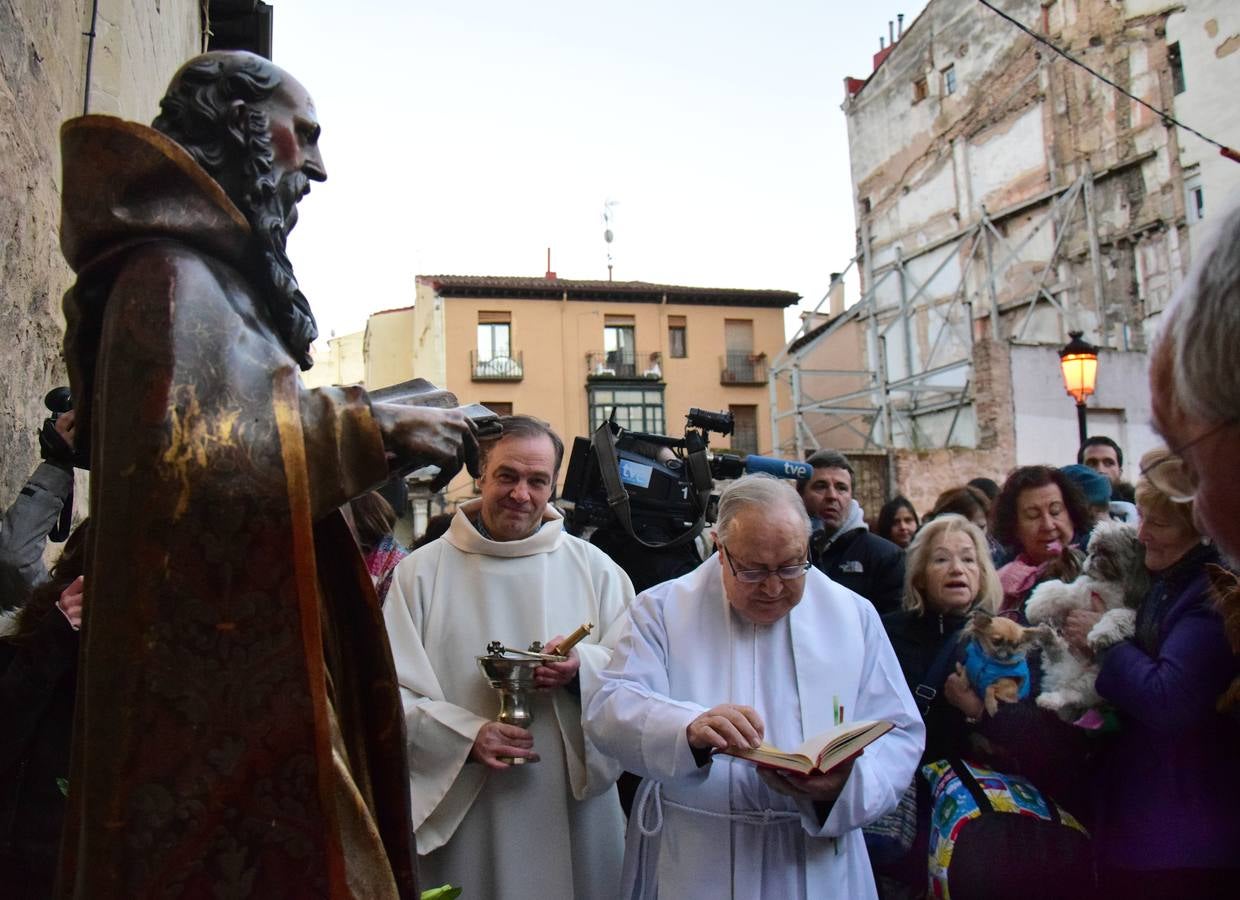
left=921, top=759, right=1091, bottom=900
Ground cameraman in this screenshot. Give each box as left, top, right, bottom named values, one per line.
left=0, top=408, right=76, bottom=612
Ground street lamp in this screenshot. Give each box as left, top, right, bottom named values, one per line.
left=1059, top=331, right=1099, bottom=445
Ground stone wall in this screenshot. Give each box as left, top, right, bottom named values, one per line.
left=0, top=0, right=199, bottom=505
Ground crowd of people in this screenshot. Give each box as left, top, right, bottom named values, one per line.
left=2, top=48, right=1238, bottom=900
left=6, top=409, right=1238, bottom=899
left=864, top=448, right=1239, bottom=898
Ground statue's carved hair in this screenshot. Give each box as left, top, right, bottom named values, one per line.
left=152, top=52, right=281, bottom=203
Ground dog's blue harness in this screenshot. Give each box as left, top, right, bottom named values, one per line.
left=964, top=641, right=1031, bottom=701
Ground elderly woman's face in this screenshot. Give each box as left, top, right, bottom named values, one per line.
left=1137, top=508, right=1199, bottom=572
left=922, top=530, right=981, bottom=614
left=1015, top=483, right=1075, bottom=564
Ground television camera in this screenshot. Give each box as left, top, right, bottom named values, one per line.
left=561, top=408, right=811, bottom=552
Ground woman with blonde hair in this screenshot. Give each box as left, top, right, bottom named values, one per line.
left=884, top=515, right=1003, bottom=756
left=879, top=516, right=1094, bottom=897
left=876, top=516, right=1001, bottom=890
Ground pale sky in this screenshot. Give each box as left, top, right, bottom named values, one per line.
left=273, top=1, right=929, bottom=345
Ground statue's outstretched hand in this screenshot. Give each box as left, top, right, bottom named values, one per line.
left=373, top=404, right=478, bottom=483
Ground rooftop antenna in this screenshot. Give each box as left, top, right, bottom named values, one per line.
left=602, top=199, right=618, bottom=281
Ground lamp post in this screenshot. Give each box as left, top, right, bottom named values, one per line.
left=1059, top=331, right=1100, bottom=445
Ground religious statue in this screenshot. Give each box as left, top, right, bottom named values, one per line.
left=55, top=51, right=474, bottom=898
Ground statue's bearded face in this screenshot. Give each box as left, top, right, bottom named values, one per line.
left=252, top=77, right=326, bottom=241
left=232, top=77, right=326, bottom=368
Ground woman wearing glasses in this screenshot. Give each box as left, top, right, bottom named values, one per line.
left=1063, top=447, right=1240, bottom=898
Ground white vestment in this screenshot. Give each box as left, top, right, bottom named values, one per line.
left=585, top=555, right=924, bottom=899
left=383, top=500, right=633, bottom=900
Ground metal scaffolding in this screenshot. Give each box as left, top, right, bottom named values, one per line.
left=769, top=169, right=1121, bottom=458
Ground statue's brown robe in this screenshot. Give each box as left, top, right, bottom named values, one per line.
left=55, top=115, right=417, bottom=898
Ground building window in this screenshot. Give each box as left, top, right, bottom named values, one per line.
left=477, top=312, right=511, bottom=361
left=942, top=65, right=957, bottom=95
left=729, top=405, right=759, bottom=455
left=481, top=402, right=513, bottom=417
left=913, top=76, right=928, bottom=103
left=1168, top=42, right=1185, bottom=94
left=1186, top=178, right=1205, bottom=223
left=724, top=318, right=754, bottom=358
left=604, top=315, right=637, bottom=376
left=589, top=385, right=666, bottom=435
left=668, top=316, right=687, bottom=358
left=474, top=311, right=522, bottom=379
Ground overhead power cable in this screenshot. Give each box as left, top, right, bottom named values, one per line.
left=976, top=0, right=1240, bottom=164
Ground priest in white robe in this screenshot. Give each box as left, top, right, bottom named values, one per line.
left=384, top=416, right=633, bottom=900
left=585, top=474, right=924, bottom=899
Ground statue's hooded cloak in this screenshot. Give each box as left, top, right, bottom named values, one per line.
left=56, top=115, right=417, bottom=898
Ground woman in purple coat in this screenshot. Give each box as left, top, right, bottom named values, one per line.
left=1066, top=447, right=1240, bottom=897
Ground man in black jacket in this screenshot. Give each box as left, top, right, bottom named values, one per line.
left=797, top=450, right=905, bottom=614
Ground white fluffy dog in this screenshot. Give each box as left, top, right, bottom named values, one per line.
left=1025, top=520, right=1149, bottom=721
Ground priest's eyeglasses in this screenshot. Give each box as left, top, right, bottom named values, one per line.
left=721, top=543, right=812, bottom=583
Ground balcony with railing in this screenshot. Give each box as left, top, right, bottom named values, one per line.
left=471, top=350, right=524, bottom=381
left=586, top=349, right=662, bottom=380
left=719, top=351, right=768, bottom=385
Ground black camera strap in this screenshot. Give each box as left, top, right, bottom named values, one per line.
left=591, top=422, right=706, bottom=550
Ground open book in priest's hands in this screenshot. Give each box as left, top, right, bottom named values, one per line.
left=719, top=719, right=894, bottom=776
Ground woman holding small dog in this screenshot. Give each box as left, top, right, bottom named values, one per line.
left=879, top=515, right=998, bottom=895
left=885, top=515, right=1001, bottom=756
left=880, top=516, right=1091, bottom=896
left=1063, top=448, right=1240, bottom=898
left=991, top=466, right=1091, bottom=620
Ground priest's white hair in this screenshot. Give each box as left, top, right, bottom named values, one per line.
left=715, top=474, right=810, bottom=542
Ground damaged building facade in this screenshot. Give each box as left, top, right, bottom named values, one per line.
left=772, top=0, right=1239, bottom=513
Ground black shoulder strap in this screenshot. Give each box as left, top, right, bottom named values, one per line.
left=951, top=758, right=993, bottom=815
left=950, top=758, right=1062, bottom=825
left=914, top=628, right=963, bottom=716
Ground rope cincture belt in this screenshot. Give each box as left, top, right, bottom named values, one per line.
left=634, top=779, right=801, bottom=837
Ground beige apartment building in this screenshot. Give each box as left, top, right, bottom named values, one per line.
left=357, top=276, right=798, bottom=475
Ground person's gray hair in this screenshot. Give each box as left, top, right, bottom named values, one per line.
left=716, top=474, right=811, bottom=542
left=1159, top=200, right=1240, bottom=424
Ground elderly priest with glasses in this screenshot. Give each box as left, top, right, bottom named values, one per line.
left=586, top=474, right=923, bottom=898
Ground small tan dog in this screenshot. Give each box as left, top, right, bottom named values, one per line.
left=959, top=611, right=1046, bottom=716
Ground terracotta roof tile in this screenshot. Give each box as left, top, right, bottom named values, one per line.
left=415, top=274, right=799, bottom=308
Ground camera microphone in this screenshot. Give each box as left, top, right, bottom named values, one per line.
left=741, top=454, right=812, bottom=480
